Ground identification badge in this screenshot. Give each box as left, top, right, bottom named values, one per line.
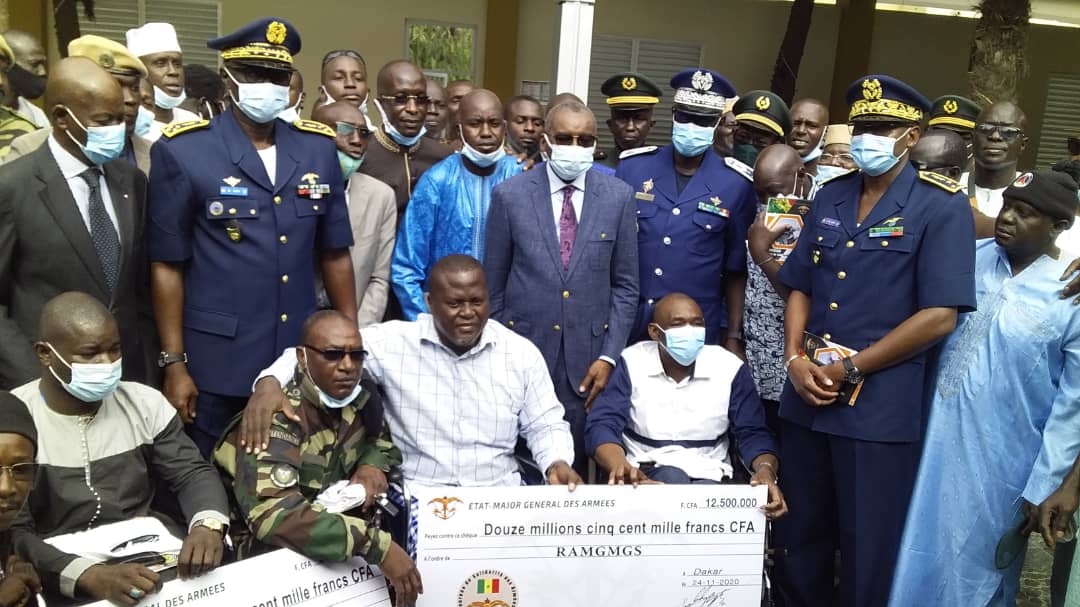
left=869, top=226, right=903, bottom=238
left=697, top=201, right=731, bottom=217
left=635, top=192, right=655, bottom=202
left=219, top=186, right=249, bottom=197
left=821, top=217, right=841, bottom=228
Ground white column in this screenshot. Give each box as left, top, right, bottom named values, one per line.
left=554, top=0, right=596, bottom=103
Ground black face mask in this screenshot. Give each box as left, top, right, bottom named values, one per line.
left=7, top=64, right=46, bottom=100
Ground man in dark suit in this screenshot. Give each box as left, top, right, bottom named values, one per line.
left=484, top=100, right=640, bottom=477
left=0, top=57, right=155, bottom=388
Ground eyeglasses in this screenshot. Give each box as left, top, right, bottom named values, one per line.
left=303, top=344, right=368, bottom=363
left=820, top=153, right=854, bottom=164
left=335, top=122, right=372, bottom=138
left=0, top=463, right=35, bottom=484
left=111, top=534, right=159, bottom=553
left=975, top=123, right=1025, bottom=141
left=379, top=94, right=431, bottom=108
left=550, top=134, right=597, bottom=148
left=673, top=110, right=719, bottom=128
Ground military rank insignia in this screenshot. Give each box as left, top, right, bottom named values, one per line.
left=812, top=249, right=822, bottom=265
left=697, top=200, right=730, bottom=217
left=297, top=172, right=331, bottom=199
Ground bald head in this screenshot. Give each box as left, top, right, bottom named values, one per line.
left=546, top=92, right=584, bottom=117
left=301, top=310, right=356, bottom=346
left=430, top=254, right=485, bottom=289
left=377, top=60, right=424, bottom=96
left=312, top=100, right=366, bottom=129
left=458, top=89, right=505, bottom=154
left=974, top=100, right=1028, bottom=171
left=39, top=292, right=115, bottom=344
left=653, top=293, right=702, bottom=327
left=754, top=144, right=806, bottom=199
left=4, top=30, right=44, bottom=69
left=459, top=89, right=500, bottom=116
left=45, top=57, right=124, bottom=121
left=912, top=130, right=967, bottom=181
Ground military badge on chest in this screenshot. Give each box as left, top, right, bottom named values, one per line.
left=297, top=172, right=331, bottom=200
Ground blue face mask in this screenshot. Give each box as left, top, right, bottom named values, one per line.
left=850, top=128, right=912, bottom=177
left=653, top=324, right=707, bottom=366
left=460, top=126, right=507, bottom=168
left=338, top=150, right=365, bottom=180
left=153, top=85, right=187, bottom=110
left=225, top=68, right=291, bottom=124
left=64, top=108, right=127, bottom=165
left=672, top=120, right=715, bottom=158
left=815, top=163, right=851, bottom=183
left=374, top=97, right=426, bottom=148
left=46, top=343, right=122, bottom=402
left=134, top=105, right=155, bottom=138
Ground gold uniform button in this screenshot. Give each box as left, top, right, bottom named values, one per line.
left=279, top=235, right=288, bottom=244
left=280, top=314, right=288, bottom=322
left=228, top=208, right=237, bottom=215
left=823, top=333, right=832, bottom=340
left=829, top=302, right=839, bottom=311
left=838, top=271, right=847, bottom=279
left=562, top=290, right=570, bottom=299
left=881, top=240, right=890, bottom=247
left=508, top=320, right=515, bottom=328
left=274, top=196, right=282, bottom=204
left=312, top=204, right=320, bottom=211
left=817, top=236, right=824, bottom=242
left=249, top=209, right=257, bottom=215
left=846, top=240, right=855, bottom=248
left=553, top=324, right=561, bottom=331
left=281, top=274, right=289, bottom=283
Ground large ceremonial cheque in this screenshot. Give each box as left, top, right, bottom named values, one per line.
left=85, top=548, right=390, bottom=607
left=415, top=484, right=768, bottom=607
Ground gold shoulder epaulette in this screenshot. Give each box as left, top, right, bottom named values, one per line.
left=161, top=119, right=210, bottom=138
left=292, top=119, right=335, bottom=137
left=918, top=170, right=963, bottom=193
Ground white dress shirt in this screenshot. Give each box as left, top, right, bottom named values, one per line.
left=961, top=170, right=1022, bottom=218
left=260, top=315, right=575, bottom=488
left=546, top=162, right=586, bottom=237
left=47, top=134, right=120, bottom=239
left=145, top=106, right=202, bottom=142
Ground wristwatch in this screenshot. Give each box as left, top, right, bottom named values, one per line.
left=194, top=518, right=225, bottom=533
left=841, top=356, right=863, bottom=384
left=158, top=351, right=188, bottom=368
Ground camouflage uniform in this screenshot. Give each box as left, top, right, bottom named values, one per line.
left=214, top=369, right=402, bottom=564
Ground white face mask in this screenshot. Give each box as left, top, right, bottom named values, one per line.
left=46, top=343, right=122, bottom=402
left=544, top=134, right=594, bottom=181
left=153, top=85, right=187, bottom=110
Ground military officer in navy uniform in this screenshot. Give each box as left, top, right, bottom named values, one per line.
left=597, top=72, right=662, bottom=169
left=770, top=75, right=976, bottom=606
left=616, top=69, right=757, bottom=352
left=148, top=17, right=357, bottom=456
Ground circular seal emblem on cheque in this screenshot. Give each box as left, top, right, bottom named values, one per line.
left=458, top=570, right=518, bottom=607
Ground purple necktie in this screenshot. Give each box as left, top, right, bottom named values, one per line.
left=559, top=185, right=577, bottom=270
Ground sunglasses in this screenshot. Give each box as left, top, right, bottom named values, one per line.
left=379, top=94, right=431, bottom=108
left=673, top=109, right=719, bottom=128
left=303, top=344, right=368, bottom=363
left=975, top=123, right=1025, bottom=141
left=335, top=122, right=372, bottom=138
left=549, top=133, right=597, bottom=147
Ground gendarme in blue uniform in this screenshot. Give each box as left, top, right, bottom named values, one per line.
left=147, top=17, right=353, bottom=454
left=617, top=147, right=755, bottom=342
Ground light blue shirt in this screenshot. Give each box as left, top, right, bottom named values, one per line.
left=891, top=239, right=1080, bottom=607
left=391, top=153, right=523, bottom=319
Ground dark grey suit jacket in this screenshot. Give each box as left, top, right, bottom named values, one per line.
left=0, top=142, right=157, bottom=387
left=484, top=167, right=640, bottom=389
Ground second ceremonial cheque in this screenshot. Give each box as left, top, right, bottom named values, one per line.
left=414, top=485, right=768, bottom=607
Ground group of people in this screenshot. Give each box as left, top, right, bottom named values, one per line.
left=0, top=12, right=1079, bottom=607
